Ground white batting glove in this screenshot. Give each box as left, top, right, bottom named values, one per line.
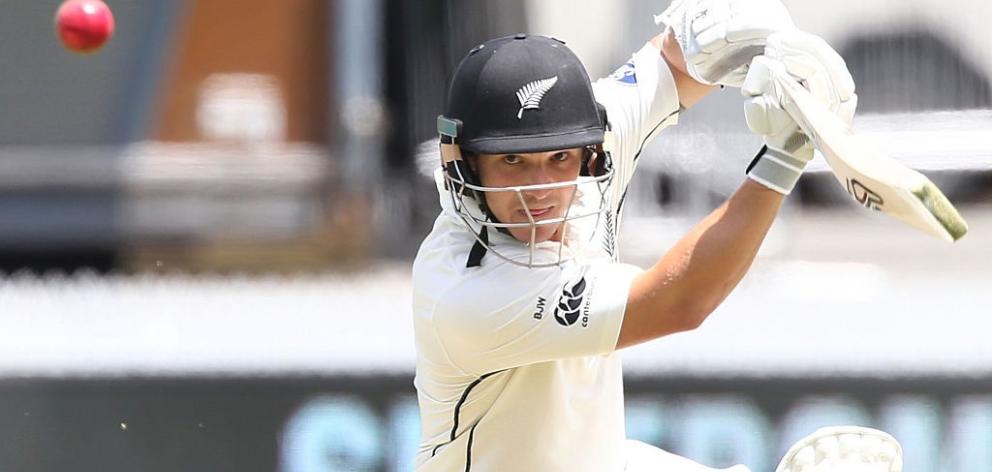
left=742, top=30, right=858, bottom=194
left=655, top=0, right=795, bottom=87
left=763, top=30, right=858, bottom=124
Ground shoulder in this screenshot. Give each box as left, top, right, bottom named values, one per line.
left=413, top=215, right=475, bottom=280
left=434, top=259, right=640, bottom=332
left=436, top=262, right=567, bottom=322
left=413, top=221, right=559, bottom=319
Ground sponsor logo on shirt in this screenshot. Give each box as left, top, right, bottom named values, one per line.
left=555, top=277, right=587, bottom=327
left=533, top=296, right=547, bottom=320
left=609, top=60, right=637, bottom=86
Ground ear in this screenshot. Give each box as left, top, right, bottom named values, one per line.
left=581, top=147, right=601, bottom=177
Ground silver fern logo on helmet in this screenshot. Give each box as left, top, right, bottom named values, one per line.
left=516, top=76, right=558, bottom=119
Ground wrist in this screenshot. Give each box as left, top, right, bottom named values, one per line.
left=657, top=27, right=690, bottom=78
left=745, top=145, right=809, bottom=195
left=656, top=28, right=717, bottom=109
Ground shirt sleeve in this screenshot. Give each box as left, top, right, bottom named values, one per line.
left=592, top=41, right=682, bottom=193
left=432, top=261, right=642, bottom=376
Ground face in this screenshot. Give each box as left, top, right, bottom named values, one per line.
left=472, top=148, right=585, bottom=244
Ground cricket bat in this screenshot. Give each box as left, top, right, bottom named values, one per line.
left=770, top=69, right=969, bottom=242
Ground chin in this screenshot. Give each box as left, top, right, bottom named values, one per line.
left=509, top=225, right=560, bottom=244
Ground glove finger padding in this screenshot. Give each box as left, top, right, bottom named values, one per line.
left=744, top=95, right=798, bottom=141
left=743, top=56, right=802, bottom=150
left=764, top=30, right=857, bottom=124
left=656, top=0, right=795, bottom=87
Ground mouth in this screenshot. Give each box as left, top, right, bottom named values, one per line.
left=520, top=206, right=554, bottom=219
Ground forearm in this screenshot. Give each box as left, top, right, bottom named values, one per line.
left=617, top=179, right=783, bottom=349
left=651, top=27, right=715, bottom=109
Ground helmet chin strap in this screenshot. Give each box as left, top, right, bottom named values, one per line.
left=439, top=119, right=501, bottom=268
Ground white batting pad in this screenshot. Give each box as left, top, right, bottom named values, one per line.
left=776, top=426, right=903, bottom=472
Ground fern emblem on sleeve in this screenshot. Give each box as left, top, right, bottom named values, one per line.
left=601, top=210, right=617, bottom=260
left=516, top=76, right=559, bottom=119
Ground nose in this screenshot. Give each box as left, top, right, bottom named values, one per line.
left=521, top=165, right=555, bottom=201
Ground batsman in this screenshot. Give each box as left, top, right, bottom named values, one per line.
left=412, top=0, right=904, bottom=470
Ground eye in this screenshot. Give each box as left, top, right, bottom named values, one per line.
left=502, top=154, right=522, bottom=165
left=552, top=152, right=569, bottom=162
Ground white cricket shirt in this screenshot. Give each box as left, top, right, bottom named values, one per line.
left=412, top=41, right=681, bottom=472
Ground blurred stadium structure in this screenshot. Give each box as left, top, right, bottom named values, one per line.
left=0, top=0, right=989, bottom=471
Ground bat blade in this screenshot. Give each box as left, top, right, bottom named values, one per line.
left=771, top=71, right=969, bottom=242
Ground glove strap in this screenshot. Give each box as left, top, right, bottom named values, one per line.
left=746, top=145, right=807, bottom=195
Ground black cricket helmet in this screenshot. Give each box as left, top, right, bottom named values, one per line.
left=437, top=34, right=616, bottom=268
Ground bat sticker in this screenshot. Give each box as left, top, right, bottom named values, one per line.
left=846, top=178, right=884, bottom=211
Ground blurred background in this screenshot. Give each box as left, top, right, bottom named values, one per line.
left=0, top=0, right=989, bottom=470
